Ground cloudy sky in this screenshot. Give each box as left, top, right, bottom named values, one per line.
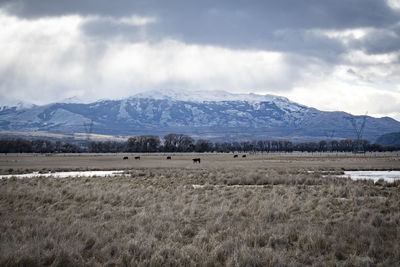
left=1, top=0, right=400, bottom=120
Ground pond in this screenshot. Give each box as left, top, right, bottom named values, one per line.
left=0, top=170, right=125, bottom=179
left=340, top=171, right=400, bottom=183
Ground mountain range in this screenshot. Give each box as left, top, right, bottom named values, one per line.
left=1, top=90, right=399, bottom=142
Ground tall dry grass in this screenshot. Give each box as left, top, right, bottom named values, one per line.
left=1, top=167, right=399, bottom=266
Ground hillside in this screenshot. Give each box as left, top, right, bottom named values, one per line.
left=375, top=132, right=400, bottom=146
left=1, top=90, right=399, bottom=142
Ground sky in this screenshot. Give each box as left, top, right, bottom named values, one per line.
left=0, top=0, right=400, bottom=120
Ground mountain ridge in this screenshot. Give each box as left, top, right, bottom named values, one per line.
left=131, top=89, right=293, bottom=104
left=376, top=132, right=400, bottom=147
left=1, top=90, right=399, bottom=142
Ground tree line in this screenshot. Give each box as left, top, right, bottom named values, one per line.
left=0, top=133, right=399, bottom=153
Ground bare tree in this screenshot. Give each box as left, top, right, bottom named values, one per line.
left=163, top=133, right=194, bottom=152
left=195, top=139, right=213, bottom=152
left=126, top=135, right=160, bottom=152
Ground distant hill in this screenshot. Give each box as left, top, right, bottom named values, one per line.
left=375, top=132, right=400, bottom=146
left=1, top=90, right=400, bottom=142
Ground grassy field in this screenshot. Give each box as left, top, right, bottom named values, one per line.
left=1, top=153, right=400, bottom=266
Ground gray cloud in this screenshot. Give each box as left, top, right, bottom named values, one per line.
left=0, top=0, right=400, bottom=120
left=352, top=29, right=400, bottom=55
left=81, top=18, right=153, bottom=43
left=3, top=0, right=399, bottom=63
left=2, top=0, right=399, bottom=44
left=268, top=29, right=346, bottom=62
left=2, top=0, right=398, bottom=25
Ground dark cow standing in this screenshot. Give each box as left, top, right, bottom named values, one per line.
left=123, top=156, right=129, bottom=160
left=166, top=156, right=172, bottom=160
left=233, top=155, right=238, bottom=158
left=192, top=158, right=201, bottom=164
left=242, top=155, right=246, bottom=158
left=134, top=156, right=141, bottom=160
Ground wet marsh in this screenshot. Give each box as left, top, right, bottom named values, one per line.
left=1, top=153, right=399, bottom=266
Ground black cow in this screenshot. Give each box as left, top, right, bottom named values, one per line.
left=242, top=155, right=246, bottom=158
left=166, top=156, right=172, bottom=160
left=123, top=156, right=129, bottom=160
left=134, top=156, right=141, bottom=160
left=192, top=158, right=201, bottom=164
left=233, top=155, right=238, bottom=158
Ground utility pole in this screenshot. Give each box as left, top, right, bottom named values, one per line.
left=83, top=120, right=93, bottom=150
left=326, top=130, right=335, bottom=152
left=350, top=112, right=367, bottom=153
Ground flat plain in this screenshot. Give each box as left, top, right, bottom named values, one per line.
left=1, top=153, right=400, bottom=266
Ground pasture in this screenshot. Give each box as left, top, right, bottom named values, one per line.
left=1, top=153, right=400, bottom=266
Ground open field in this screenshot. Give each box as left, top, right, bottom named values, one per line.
left=1, top=152, right=400, bottom=175
left=1, top=153, right=400, bottom=266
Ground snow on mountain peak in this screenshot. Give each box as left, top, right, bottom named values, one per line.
left=0, top=101, right=36, bottom=111
left=60, top=96, right=86, bottom=104
left=132, top=89, right=289, bottom=104
left=130, top=89, right=307, bottom=113
left=16, top=101, right=35, bottom=110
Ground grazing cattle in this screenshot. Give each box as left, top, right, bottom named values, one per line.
left=192, top=158, right=201, bottom=164
left=123, top=156, right=129, bottom=160
left=233, top=155, right=238, bottom=158
left=242, top=155, right=246, bottom=158
left=134, top=156, right=141, bottom=160
left=166, top=156, right=172, bottom=160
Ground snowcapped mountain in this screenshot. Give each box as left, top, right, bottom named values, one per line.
left=60, top=96, right=86, bottom=104
left=133, top=89, right=289, bottom=103
left=132, top=89, right=305, bottom=114
left=0, top=101, right=36, bottom=111
left=1, top=90, right=399, bottom=142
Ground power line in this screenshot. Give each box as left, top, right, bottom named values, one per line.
left=350, top=112, right=367, bottom=153
left=83, top=120, right=93, bottom=147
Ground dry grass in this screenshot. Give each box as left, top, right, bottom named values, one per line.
left=1, top=152, right=400, bottom=175
left=1, top=153, right=400, bottom=266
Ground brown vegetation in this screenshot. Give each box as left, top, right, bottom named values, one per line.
left=0, top=153, right=400, bottom=266
left=1, top=152, right=399, bottom=175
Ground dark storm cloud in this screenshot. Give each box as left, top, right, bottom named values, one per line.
left=2, top=0, right=400, bottom=49
left=2, top=0, right=398, bottom=26
left=351, top=29, right=400, bottom=55
left=1, top=0, right=400, bottom=121
left=268, top=29, right=346, bottom=62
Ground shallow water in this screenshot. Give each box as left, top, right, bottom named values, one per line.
left=0, top=170, right=125, bottom=179
left=340, top=171, right=400, bottom=183
left=192, top=184, right=266, bottom=189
